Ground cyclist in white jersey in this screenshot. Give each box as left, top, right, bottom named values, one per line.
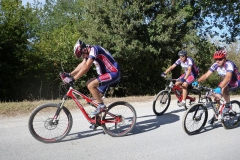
left=162, top=50, right=199, bottom=107
left=192, top=50, right=240, bottom=124
left=61, top=39, right=120, bottom=116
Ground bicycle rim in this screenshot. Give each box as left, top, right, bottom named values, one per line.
left=182, top=104, right=208, bottom=135
left=102, top=101, right=137, bottom=137
left=28, top=103, right=73, bottom=143
left=222, top=100, right=240, bottom=129
left=185, top=89, right=201, bottom=110
left=152, top=90, right=171, bottom=115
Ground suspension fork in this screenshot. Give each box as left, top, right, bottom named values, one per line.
left=192, top=105, right=206, bottom=121
left=52, top=95, right=67, bottom=123
left=159, top=89, right=170, bottom=103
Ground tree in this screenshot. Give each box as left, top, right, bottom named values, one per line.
left=198, top=0, right=240, bottom=43
left=0, top=0, right=36, bottom=101
left=82, top=0, right=214, bottom=95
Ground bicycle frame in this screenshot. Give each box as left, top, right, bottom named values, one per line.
left=201, top=89, right=226, bottom=119
left=166, top=79, right=196, bottom=102
left=55, top=86, right=121, bottom=125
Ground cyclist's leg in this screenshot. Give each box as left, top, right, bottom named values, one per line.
left=87, top=77, right=103, bottom=104
left=175, top=74, right=185, bottom=87
left=223, top=80, right=240, bottom=113
left=182, top=74, right=195, bottom=101
left=175, top=74, right=186, bottom=106
left=222, top=85, right=230, bottom=103
left=88, top=73, right=120, bottom=102
left=98, top=86, right=108, bottom=98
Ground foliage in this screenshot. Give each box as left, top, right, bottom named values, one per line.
left=0, top=0, right=240, bottom=101
left=198, top=0, right=240, bottom=43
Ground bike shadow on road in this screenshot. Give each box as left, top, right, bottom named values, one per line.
left=189, top=122, right=224, bottom=135
left=60, top=112, right=181, bottom=142
left=62, top=129, right=106, bottom=142
left=130, top=113, right=180, bottom=135
left=197, top=120, right=240, bottom=135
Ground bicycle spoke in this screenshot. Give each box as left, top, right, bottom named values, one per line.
left=183, top=104, right=208, bottom=135
left=102, top=101, right=136, bottom=137
left=29, top=104, right=72, bottom=143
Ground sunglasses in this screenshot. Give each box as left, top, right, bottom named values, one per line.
left=179, top=55, right=186, bottom=58
left=215, top=58, right=224, bottom=61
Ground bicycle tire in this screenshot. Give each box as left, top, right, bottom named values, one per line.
left=28, top=103, right=73, bottom=143
left=153, top=90, right=171, bottom=115
left=182, top=103, right=208, bottom=135
left=221, top=100, right=240, bottom=129
left=102, top=101, right=137, bottom=137
left=185, top=88, right=201, bottom=110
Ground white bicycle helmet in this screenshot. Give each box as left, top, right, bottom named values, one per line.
left=74, top=39, right=86, bottom=58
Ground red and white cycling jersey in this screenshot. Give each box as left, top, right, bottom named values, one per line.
left=88, top=46, right=119, bottom=75
left=209, top=60, right=240, bottom=81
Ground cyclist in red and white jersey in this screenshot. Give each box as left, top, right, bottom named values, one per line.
left=162, top=50, right=199, bottom=107
left=192, top=50, right=240, bottom=124
left=61, top=39, right=120, bottom=115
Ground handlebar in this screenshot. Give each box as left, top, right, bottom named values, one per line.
left=194, top=85, right=223, bottom=100
left=163, top=76, right=179, bottom=82
left=60, top=71, right=75, bottom=87
left=196, top=85, right=213, bottom=91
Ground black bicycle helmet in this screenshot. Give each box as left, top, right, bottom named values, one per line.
left=178, top=50, right=187, bottom=56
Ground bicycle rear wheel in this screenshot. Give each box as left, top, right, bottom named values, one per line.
left=153, top=90, right=171, bottom=115
left=28, top=103, right=73, bottom=143
left=222, top=100, right=240, bottom=129
left=102, top=101, right=137, bottom=137
left=182, top=103, right=208, bottom=135
left=185, top=88, right=201, bottom=110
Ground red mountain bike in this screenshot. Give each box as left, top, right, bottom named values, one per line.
left=28, top=76, right=137, bottom=143
left=153, top=77, right=201, bottom=115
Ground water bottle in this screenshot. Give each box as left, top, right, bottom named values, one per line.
left=176, top=90, right=181, bottom=96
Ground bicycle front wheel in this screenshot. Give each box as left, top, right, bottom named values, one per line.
left=28, top=103, right=73, bottom=143
left=153, top=90, right=171, bottom=115
left=222, top=100, right=240, bottom=129
left=102, top=101, right=137, bottom=137
left=182, top=103, right=208, bottom=135
left=185, top=88, right=201, bottom=110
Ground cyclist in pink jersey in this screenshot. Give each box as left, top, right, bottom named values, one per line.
left=61, top=39, right=120, bottom=116
left=192, top=50, right=240, bottom=124
left=161, top=50, right=199, bottom=107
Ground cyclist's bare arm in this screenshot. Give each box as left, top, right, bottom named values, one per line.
left=198, top=70, right=213, bottom=82
left=73, top=58, right=93, bottom=80
left=164, top=64, right=177, bottom=74
left=70, top=58, right=87, bottom=76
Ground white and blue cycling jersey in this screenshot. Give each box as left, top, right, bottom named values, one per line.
left=174, top=57, right=199, bottom=77
left=209, top=60, right=240, bottom=81
left=210, top=60, right=240, bottom=90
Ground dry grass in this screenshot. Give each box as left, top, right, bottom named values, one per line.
left=0, top=95, right=155, bottom=117
left=2, top=94, right=239, bottom=118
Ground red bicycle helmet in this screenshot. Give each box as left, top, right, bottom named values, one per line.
left=213, top=50, right=227, bottom=59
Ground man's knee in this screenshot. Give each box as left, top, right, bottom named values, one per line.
left=87, top=79, right=99, bottom=90
left=182, top=83, right=188, bottom=89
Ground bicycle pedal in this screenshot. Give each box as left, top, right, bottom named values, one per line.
left=89, top=124, right=98, bottom=130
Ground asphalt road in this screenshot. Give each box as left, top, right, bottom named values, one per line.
left=1, top=98, right=240, bottom=160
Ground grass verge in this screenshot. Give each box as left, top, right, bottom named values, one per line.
left=0, top=96, right=155, bottom=117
